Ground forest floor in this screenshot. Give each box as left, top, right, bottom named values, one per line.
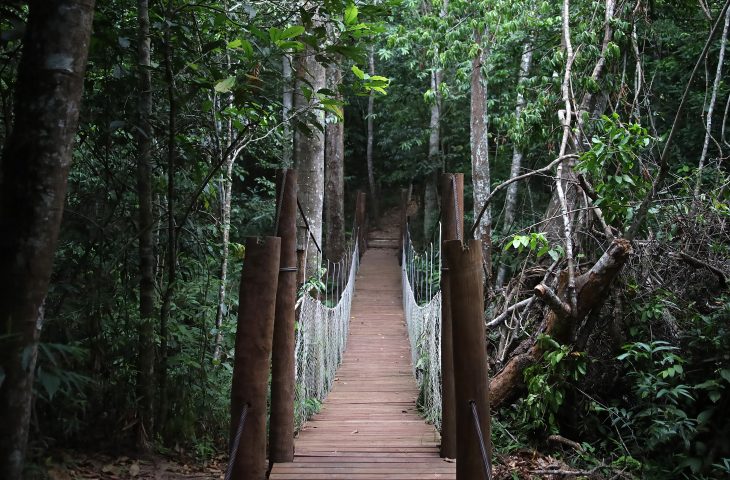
left=40, top=447, right=603, bottom=479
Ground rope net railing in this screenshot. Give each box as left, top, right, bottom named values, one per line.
left=293, top=236, right=360, bottom=429
left=401, top=222, right=443, bottom=429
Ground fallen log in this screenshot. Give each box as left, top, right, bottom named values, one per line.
left=490, top=239, right=631, bottom=408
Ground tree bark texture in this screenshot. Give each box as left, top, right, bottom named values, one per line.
left=294, top=47, right=326, bottom=279
left=693, top=6, right=730, bottom=209
left=502, top=42, right=533, bottom=232
left=366, top=47, right=380, bottom=220
left=0, top=1, right=95, bottom=478
left=230, top=237, right=281, bottom=480
left=489, top=239, right=631, bottom=408
left=325, top=62, right=345, bottom=262
left=470, top=28, right=492, bottom=276
left=282, top=54, right=294, bottom=167
left=269, top=170, right=298, bottom=463
left=135, top=0, right=156, bottom=446
left=424, top=67, right=441, bottom=241
left=158, top=6, right=177, bottom=430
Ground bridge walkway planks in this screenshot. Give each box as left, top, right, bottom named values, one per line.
left=269, top=237, right=455, bottom=480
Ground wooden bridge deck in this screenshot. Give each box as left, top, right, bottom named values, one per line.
left=269, top=240, right=455, bottom=479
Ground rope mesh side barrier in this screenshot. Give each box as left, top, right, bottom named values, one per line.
left=293, top=236, right=360, bottom=429
left=401, top=223, right=443, bottom=429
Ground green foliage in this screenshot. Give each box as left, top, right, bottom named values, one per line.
left=521, top=335, right=587, bottom=434
left=577, top=114, right=654, bottom=225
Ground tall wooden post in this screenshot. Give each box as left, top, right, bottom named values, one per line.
left=355, top=190, right=367, bottom=253
left=444, top=239, right=491, bottom=480
left=439, top=173, right=463, bottom=458
left=270, top=170, right=298, bottom=463
left=230, top=237, right=281, bottom=480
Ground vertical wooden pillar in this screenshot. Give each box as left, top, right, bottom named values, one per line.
left=355, top=190, right=367, bottom=253
left=439, top=173, right=463, bottom=458
left=270, top=170, right=298, bottom=463
left=444, top=239, right=491, bottom=480
left=230, top=236, right=281, bottom=480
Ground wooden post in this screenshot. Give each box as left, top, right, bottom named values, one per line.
left=444, top=239, right=491, bottom=480
left=270, top=170, right=298, bottom=463
left=355, top=190, right=367, bottom=253
left=230, top=236, right=281, bottom=480
left=439, top=173, right=463, bottom=458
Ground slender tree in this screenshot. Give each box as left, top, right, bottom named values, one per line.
left=0, top=1, right=95, bottom=477
left=496, top=40, right=533, bottom=288
left=366, top=46, right=380, bottom=220
left=135, top=0, right=156, bottom=447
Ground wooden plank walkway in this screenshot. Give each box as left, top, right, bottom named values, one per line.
left=269, top=238, right=455, bottom=479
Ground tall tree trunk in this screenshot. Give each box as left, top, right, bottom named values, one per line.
left=212, top=153, right=233, bottom=362
left=325, top=61, right=345, bottom=261
left=282, top=54, right=294, bottom=167
left=135, top=0, right=156, bottom=447
left=497, top=41, right=533, bottom=288
left=423, top=0, right=448, bottom=242
left=471, top=27, right=491, bottom=279
left=366, top=47, right=379, bottom=221
left=0, top=1, right=95, bottom=477
left=294, top=44, right=326, bottom=278
left=693, top=6, right=730, bottom=211
left=424, top=65, right=442, bottom=241
left=158, top=2, right=177, bottom=432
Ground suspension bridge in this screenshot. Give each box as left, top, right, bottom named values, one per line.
left=228, top=171, right=490, bottom=480
left=269, top=231, right=453, bottom=479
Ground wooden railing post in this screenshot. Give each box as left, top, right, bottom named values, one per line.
left=439, top=173, right=463, bottom=458
left=269, top=169, right=298, bottom=463
left=443, top=239, right=491, bottom=480
left=230, top=236, right=281, bottom=480
left=355, top=190, right=367, bottom=253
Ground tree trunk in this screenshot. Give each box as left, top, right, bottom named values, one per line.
left=294, top=43, right=326, bottom=279
left=135, top=0, right=156, bottom=447
left=0, top=1, right=95, bottom=477
left=366, top=47, right=379, bottom=221
left=212, top=153, right=234, bottom=362
left=490, top=239, right=631, bottom=408
left=158, top=2, right=177, bottom=432
left=692, top=6, right=730, bottom=211
left=497, top=41, right=533, bottom=288
left=282, top=54, right=294, bottom=167
left=471, top=27, right=492, bottom=278
left=325, top=62, right=346, bottom=261
left=424, top=66, right=442, bottom=241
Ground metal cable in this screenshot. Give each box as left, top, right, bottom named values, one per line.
left=451, top=174, right=462, bottom=241
left=296, top=197, right=322, bottom=254
left=273, top=172, right=288, bottom=236
left=224, top=404, right=249, bottom=480
left=469, top=400, right=493, bottom=480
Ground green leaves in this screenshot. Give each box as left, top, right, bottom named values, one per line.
left=227, top=38, right=253, bottom=57
left=214, top=76, right=235, bottom=93
left=344, top=3, right=359, bottom=26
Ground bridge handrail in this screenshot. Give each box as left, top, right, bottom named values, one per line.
left=293, top=236, right=360, bottom=428
left=401, top=222, right=443, bottom=430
